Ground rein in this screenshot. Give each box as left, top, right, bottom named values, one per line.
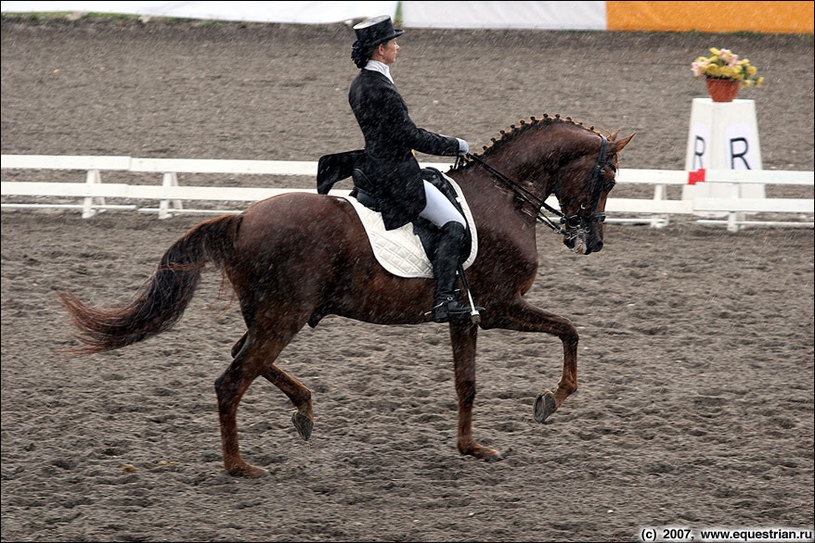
left=460, top=134, right=613, bottom=238
left=461, top=152, right=565, bottom=233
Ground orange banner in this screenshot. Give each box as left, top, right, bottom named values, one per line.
left=607, top=1, right=814, bottom=34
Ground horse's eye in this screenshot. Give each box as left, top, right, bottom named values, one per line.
left=604, top=165, right=617, bottom=191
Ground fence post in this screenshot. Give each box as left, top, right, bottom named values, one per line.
left=158, top=172, right=184, bottom=219
left=82, top=169, right=104, bottom=218
left=650, top=183, right=669, bottom=228
left=727, top=181, right=743, bottom=232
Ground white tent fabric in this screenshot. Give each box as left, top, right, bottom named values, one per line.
left=401, top=1, right=606, bottom=30
left=0, top=1, right=399, bottom=24
left=0, top=1, right=608, bottom=29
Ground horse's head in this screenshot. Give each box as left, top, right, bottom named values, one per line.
left=553, top=127, right=634, bottom=255
left=454, top=116, right=634, bottom=255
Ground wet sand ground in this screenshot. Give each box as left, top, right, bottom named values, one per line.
left=2, top=16, right=813, bottom=542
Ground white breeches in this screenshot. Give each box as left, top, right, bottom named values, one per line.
left=418, top=180, right=466, bottom=228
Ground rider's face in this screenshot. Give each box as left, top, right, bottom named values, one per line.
left=378, top=39, right=399, bottom=64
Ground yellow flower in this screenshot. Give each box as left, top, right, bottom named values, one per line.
left=692, top=47, right=761, bottom=89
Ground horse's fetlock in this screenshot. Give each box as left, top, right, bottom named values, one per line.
left=456, top=440, right=474, bottom=455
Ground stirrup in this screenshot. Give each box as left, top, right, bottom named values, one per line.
left=431, top=297, right=480, bottom=324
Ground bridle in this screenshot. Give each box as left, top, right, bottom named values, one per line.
left=459, top=135, right=615, bottom=239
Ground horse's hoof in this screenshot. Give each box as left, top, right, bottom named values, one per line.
left=534, top=391, right=557, bottom=423
left=228, top=464, right=268, bottom=478
left=484, top=451, right=503, bottom=462
left=460, top=443, right=503, bottom=462
left=292, top=412, right=313, bottom=441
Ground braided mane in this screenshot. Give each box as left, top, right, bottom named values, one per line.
left=450, top=114, right=603, bottom=173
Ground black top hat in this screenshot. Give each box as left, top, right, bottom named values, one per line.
left=353, top=15, right=404, bottom=49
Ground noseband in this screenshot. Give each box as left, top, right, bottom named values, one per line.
left=462, top=135, right=615, bottom=239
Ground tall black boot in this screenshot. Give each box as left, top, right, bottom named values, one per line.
left=431, top=222, right=473, bottom=323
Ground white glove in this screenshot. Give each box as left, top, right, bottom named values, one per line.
left=456, top=138, right=469, bottom=156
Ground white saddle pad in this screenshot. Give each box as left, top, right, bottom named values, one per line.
left=339, top=176, right=477, bottom=278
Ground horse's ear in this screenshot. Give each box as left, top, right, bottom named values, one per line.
left=612, top=132, right=635, bottom=154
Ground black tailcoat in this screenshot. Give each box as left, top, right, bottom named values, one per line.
left=348, top=69, right=460, bottom=230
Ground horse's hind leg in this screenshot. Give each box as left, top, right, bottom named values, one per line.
left=215, top=329, right=299, bottom=478
left=262, top=366, right=313, bottom=440
left=449, top=320, right=502, bottom=461
left=235, top=325, right=313, bottom=440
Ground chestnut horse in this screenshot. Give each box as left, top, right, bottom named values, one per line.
left=59, top=115, right=634, bottom=477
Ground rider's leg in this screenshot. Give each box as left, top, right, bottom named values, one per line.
left=418, top=182, right=475, bottom=323
left=418, top=181, right=466, bottom=230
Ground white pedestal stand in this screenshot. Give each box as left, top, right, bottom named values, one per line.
left=682, top=98, right=764, bottom=219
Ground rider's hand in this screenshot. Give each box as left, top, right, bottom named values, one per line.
left=456, top=138, right=469, bottom=156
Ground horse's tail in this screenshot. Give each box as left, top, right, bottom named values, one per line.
left=58, top=214, right=242, bottom=355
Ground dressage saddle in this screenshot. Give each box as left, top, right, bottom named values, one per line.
left=318, top=151, right=472, bottom=261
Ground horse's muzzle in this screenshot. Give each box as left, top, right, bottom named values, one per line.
left=586, top=237, right=604, bottom=254
left=563, top=228, right=604, bottom=255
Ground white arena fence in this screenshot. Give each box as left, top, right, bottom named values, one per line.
left=1, top=154, right=813, bottom=232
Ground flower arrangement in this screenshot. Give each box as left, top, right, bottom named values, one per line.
left=691, top=48, right=763, bottom=88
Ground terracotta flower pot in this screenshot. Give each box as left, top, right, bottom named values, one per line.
left=705, top=77, right=740, bottom=102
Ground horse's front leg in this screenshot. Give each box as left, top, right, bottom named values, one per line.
left=485, top=297, right=579, bottom=423
left=449, top=320, right=502, bottom=461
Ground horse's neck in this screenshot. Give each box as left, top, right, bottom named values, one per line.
left=464, top=122, right=597, bottom=205
left=455, top=138, right=555, bottom=225
left=452, top=156, right=542, bottom=251
left=456, top=166, right=533, bottom=220
left=450, top=128, right=577, bottom=261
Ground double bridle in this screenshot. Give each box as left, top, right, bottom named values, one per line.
left=460, top=135, right=615, bottom=239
